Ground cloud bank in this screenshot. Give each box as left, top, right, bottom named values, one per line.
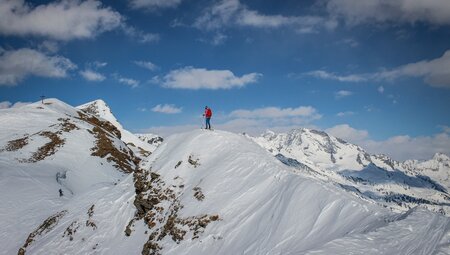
left=326, top=124, right=450, bottom=161
left=151, top=104, right=182, bottom=114
left=80, top=69, right=105, bottom=82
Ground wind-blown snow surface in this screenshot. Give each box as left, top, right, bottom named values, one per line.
left=252, top=129, right=450, bottom=215
left=1, top=100, right=449, bottom=254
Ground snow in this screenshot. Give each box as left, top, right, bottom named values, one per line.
left=0, top=99, right=135, bottom=254
left=251, top=128, right=450, bottom=214
left=1, top=99, right=449, bottom=255
left=307, top=208, right=450, bottom=255
left=146, top=130, right=392, bottom=254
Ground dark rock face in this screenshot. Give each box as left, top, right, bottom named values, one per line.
left=129, top=166, right=219, bottom=255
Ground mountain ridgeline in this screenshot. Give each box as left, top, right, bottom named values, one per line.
left=0, top=98, right=449, bottom=255
left=252, top=129, right=450, bottom=215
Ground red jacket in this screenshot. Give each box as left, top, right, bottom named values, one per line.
left=204, top=108, right=212, bottom=118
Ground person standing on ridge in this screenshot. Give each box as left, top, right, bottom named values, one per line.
left=203, top=106, right=212, bottom=130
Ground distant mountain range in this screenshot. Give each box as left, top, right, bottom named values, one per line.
left=251, top=128, right=450, bottom=214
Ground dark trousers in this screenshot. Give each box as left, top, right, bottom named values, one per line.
left=205, top=118, right=211, bottom=129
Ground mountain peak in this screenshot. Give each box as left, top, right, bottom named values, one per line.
left=76, top=99, right=122, bottom=130
left=434, top=152, right=450, bottom=162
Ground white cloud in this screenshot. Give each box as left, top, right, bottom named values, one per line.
left=326, top=124, right=450, bottom=161
left=151, top=104, right=182, bottom=114
left=0, top=48, right=76, bottom=86
left=336, top=111, right=355, bottom=117
left=197, top=33, right=228, bottom=45
left=134, top=60, right=158, bottom=71
left=364, top=133, right=450, bottom=161
left=230, top=106, right=320, bottom=119
left=378, top=85, right=384, bottom=93
left=373, top=50, right=450, bottom=88
left=326, top=124, right=369, bottom=143
left=141, top=105, right=322, bottom=136
left=92, top=61, right=107, bottom=68
left=0, top=101, right=31, bottom=109
left=80, top=61, right=107, bottom=81
left=38, top=41, right=59, bottom=54
left=305, top=70, right=367, bottom=82
left=440, top=125, right=450, bottom=134
left=129, top=0, right=183, bottom=10
left=119, top=78, right=139, bottom=88
left=335, top=90, right=353, bottom=98
left=219, top=106, right=322, bottom=135
left=0, top=0, right=122, bottom=40
left=80, top=69, right=105, bottom=82
left=327, top=0, right=450, bottom=26
left=194, top=0, right=332, bottom=33
left=160, top=66, right=261, bottom=90
left=0, top=101, right=12, bottom=109
left=112, top=73, right=139, bottom=88
left=306, top=50, right=450, bottom=88
left=211, top=33, right=228, bottom=45
left=121, top=25, right=160, bottom=43
left=340, top=38, right=359, bottom=47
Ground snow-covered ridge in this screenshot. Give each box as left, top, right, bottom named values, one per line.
left=135, top=133, right=164, bottom=147
left=127, top=129, right=450, bottom=254
left=0, top=98, right=144, bottom=254
left=251, top=128, right=450, bottom=214
left=1, top=99, right=449, bottom=254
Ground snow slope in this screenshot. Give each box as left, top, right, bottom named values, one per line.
left=128, top=130, right=450, bottom=254
left=0, top=99, right=143, bottom=255
left=252, top=128, right=450, bottom=214
left=1, top=99, right=449, bottom=255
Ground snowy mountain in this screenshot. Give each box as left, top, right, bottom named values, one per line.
left=251, top=128, right=450, bottom=214
left=76, top=99, right=159, bottom=159
left=1, top=99, right=449, bottom=255
left=135, top=133, right=164, bottom=147
left=0, top=99, right=144, bottom=255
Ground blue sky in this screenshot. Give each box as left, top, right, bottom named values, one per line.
left=1, top=0, right=450, bottom=160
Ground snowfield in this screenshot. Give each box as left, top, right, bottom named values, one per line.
left=0, top=99, right=449, bottom=255
left=252, top=129, right=450, bottom=215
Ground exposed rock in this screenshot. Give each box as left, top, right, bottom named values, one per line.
left=90, top=126, right=138, bottom=173
left=18, top=210, right=68, bottom=255
left=193, top=187, right=205, bottom=201
left=86, top=205, right=97, bottom=230
left=188, top=155, right=200, bottom=168
left=2, top=136, right=29, bottom=152
left=23, top=131, right=65, bottom=163
left=77, top=111, right=121, bottom=139
left=130, top=167, right=219, bottom=255
left=63, top=221, right=80, bottom=241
